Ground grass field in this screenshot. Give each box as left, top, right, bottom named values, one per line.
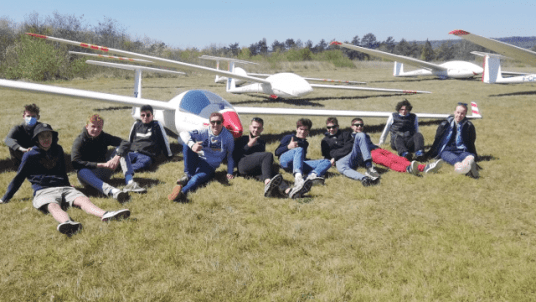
left=1, top=61, right=536, bottom=301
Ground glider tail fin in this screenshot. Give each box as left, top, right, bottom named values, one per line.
left=470, top=102, right=482, bottom=119
left=482, top=55, right=503, bottom=84
left=393, top=62, right=404, bottom=77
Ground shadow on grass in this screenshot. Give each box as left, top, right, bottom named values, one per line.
left=94, top=106, right=132, bottom=111
left=489, top=90, right=536, bottom=97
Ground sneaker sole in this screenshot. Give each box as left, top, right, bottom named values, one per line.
left=264, top=174, right=283, bottom=197
left=290, top=179, right=312, bottom=199
left=57, top=221, right=82, bottom=235
left=102, top=209, right=131, bottom=222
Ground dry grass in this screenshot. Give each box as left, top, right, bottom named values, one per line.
left=1, top=62, right=536, bottom=301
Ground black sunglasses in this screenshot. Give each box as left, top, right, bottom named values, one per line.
left=327, top=125, right=338, bottom=130
left=353, top=123, right=364, bottom=127
left=210, top=120, right=222, bottom=125
left=141, top=113, right=152, bottom=117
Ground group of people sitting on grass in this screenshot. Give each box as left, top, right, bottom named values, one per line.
left=1, top=100, right=479, bottom=236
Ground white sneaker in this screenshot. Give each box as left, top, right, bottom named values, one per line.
left=102, top=209, right=131, bottom=222
left=424, top=159, right=443, bottom=174
left=289, top=179, right=312, bottom=199
left=454, top=156, right=474, bottom=174
left=123, top=181, right=147, bottom=193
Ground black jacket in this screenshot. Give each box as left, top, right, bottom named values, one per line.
left=71, top=127, right=130, bottom=170
left=321, top=130, right=354, bottom=161
left=427, top=116, right=477, bottom=159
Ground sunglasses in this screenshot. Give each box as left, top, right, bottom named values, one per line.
left=326, top=125, right=338, bottom=130
left=210, top=120, right=222, bottom=125
left=141, top=113, right=152, bottom=117
left=353, top=123, right=364, bottom=127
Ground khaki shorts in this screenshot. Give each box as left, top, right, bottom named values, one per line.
left=33, top=187, right=86, bottom=212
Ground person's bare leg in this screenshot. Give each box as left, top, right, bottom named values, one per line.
left=47, top=203, right=70, bottom=223
left=73, top=196, right=106, bottom=218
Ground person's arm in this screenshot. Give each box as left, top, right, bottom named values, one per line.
left=378, top=115, right=394, bottom=145
left=71, top=135, right=98, bottom=170
left=1, top=152, right=31, bottom=202
left=128, top=121, right=137, bottom=143
left=274, top=135, right=292, bottom=157
left=4, top=125, right=24, bottom=151
left=321, top=138, right=331, bottom=159
left=105, top=132, right=131, bottom=157
left=414, top=115, right=420, bottom=133
left=226, top=134, right=235, bottom=179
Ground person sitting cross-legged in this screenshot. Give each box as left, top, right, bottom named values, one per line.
left=72, top=114, right=146, bottom=203
left=379, top=99, right=426, bottom=161
left=168, top=112, right=235, bottom=202
left=321, top=117, right=381, bottom=187
left=275, top=118, right=330, bottom=196
left=234, top=117, right=302, bottom=198
left=0, top=123, right=130, bottom=236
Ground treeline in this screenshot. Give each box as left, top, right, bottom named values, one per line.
left=0, top=11, right=524, bottom=82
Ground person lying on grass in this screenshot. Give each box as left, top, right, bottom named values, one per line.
left=0, top=123, right=130, bottom=236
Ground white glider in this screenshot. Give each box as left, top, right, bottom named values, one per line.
left=450, top=29, right=536, bottom=84
left=330, top=41, right=483, bottom=79
left=199, top=55, right=366, bottom=85
left=27, top=33, right=430, bottom=98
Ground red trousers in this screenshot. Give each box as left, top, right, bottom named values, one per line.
left=371, top=148, right=425, bottom=173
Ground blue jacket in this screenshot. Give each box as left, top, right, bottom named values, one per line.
left=2, top=143, right=70, bottom=202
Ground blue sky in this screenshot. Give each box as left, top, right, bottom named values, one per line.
left=3, top=0, right=535, bottom=49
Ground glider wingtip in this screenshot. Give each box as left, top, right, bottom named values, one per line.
left=330, top=41, right=342, bottom=46
left=449, top=29, right=470, bottom=36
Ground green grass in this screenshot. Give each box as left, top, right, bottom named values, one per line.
left=1, top=62, right=536, bottom=301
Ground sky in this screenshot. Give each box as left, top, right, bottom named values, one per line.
left=2, top=0, right=535, bottom=50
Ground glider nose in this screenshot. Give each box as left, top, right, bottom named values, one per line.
left=222, top=111, right=243, bottom=139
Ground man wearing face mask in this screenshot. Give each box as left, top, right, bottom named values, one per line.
left=5, top=104, right=42, bottom=168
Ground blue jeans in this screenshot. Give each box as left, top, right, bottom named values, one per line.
left=182, top=143, right=216, bottom=194
left=336, top=132, right=372, bottom=181
left=440, top=150, right=475, bottom=165
left=279, top=147, right=331, bottom=176
left=129, top=152, right=153, bottom=172
left=77, top=149, right=134, bottom=195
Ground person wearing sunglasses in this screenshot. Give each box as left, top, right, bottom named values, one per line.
left=4, top=103, right=42, bottom=169
left=127, top=105, right=172, bottom=172
left=275, top=118, right=330, bottom=196
left=380, top=99, right=425, bottom=161
left=233, top=117, right=299, bottom=198
left=169, top=112, right=235, bottom=202
left=72, top=114, right=147, bottom=203
left=351, top=118, right=442, bottom=177
left=321, top=117, right=381, bottom=187
left=426, top=103, right=479, bottom=178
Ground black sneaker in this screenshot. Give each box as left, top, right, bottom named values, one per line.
left=264, top=174, right=283, bottom=197
left=361, top=176, right=379, bottom=187
left=57, top=220, right=82, bottom=236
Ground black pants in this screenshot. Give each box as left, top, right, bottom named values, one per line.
left=237, top=152, right=278, bottom=181
left=391, top=132, right=424, bottom=155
